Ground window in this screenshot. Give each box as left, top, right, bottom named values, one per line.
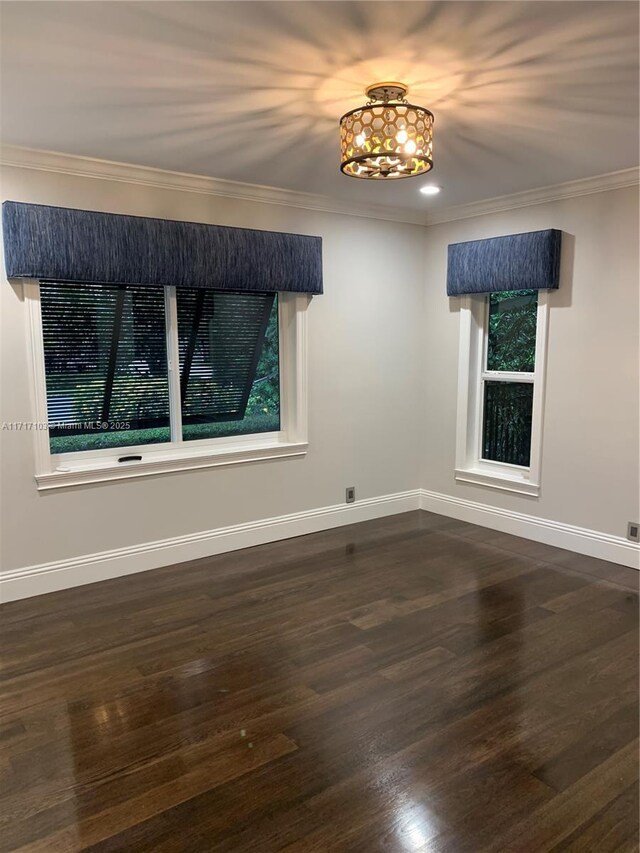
left=176, top=289, right=279, bottom=444
left=27, top=282, right=308, bottom=489
left=455, top=288, right=548, bottom=495
left=42, top=283, right=172, bottom=454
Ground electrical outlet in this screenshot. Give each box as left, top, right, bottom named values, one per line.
left=627, top=522, right=639, bottom=543
left=346, top=486, right=356, bottom=504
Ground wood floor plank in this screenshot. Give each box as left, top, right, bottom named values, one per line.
left=483, top=739, right=639, bottom=853
left=533, top=701, right=639, bottom=792
left=552, top=781, right=640, bottom=853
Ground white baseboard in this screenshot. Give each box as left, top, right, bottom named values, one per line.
left=0, top=490, right=421, bottom=602
left=3, top=487, right=637, bottom=602
left=420, top=489, right=640, bottom=570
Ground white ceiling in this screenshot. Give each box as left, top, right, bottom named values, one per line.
left=1, top=1, right=638, bottom=212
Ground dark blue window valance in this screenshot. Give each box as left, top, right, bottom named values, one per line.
left=2, top=201, right=323, bottom=294
left=447, top=229, right=561, bottom=296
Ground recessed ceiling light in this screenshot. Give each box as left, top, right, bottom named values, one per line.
left=419, top=185, right=441, bottom=195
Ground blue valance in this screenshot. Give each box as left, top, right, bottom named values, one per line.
left=2, top=201, right=323, bottom=294
left=447, top=229, right=561, bottom=296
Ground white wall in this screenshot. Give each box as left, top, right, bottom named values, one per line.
left=1, top=163, right=637, bottom=588
left=420, top=186, right=639, bottom=539
left=0, top=164, right=425, bottom=573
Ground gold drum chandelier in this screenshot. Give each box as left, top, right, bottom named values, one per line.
left=339, top=82, right=434, bottom=179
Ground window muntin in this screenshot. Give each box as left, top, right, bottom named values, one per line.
left=39, top=283, right=280, bottom=456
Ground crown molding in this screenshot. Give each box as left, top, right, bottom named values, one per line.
left=426, top=167, right=640, bottom=225
left=0, top=144, right=427, bottom=227
left=2, top=145, right=637, bottom=229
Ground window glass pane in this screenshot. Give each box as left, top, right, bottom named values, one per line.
left=41, top=283, right=170, bottom=454
left=177, top=290, right=280, bottom=441
left=486, top=289, right=537, bottom=372
left=482, top=381, right=533, bottom=466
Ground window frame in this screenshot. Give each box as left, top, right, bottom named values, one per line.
left=454, top=290, right=549, bottom=496
left=25, top=281, right=309, bottom=490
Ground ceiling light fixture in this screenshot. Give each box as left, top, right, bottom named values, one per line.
left=419, top=184, right=442, bottom=195
left=340, top=82, right=434, bottom=180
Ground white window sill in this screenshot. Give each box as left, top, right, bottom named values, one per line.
left=455, top=467, right=540, bottom=497
left=35, top=440, right=308, bottom=490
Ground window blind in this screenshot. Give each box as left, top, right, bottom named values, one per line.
left=41, top=282, right=170, bottom=445
left=177, top=290, right=277, bottom=425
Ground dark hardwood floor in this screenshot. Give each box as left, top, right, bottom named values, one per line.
left=1, top=511, right=638, bottom=852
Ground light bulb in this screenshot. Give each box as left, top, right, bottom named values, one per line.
left=396, top=129, right=408, bottom=144
left=355, top=133, right=365, bottom=147
left=404, top=140, right=417, bottom=155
